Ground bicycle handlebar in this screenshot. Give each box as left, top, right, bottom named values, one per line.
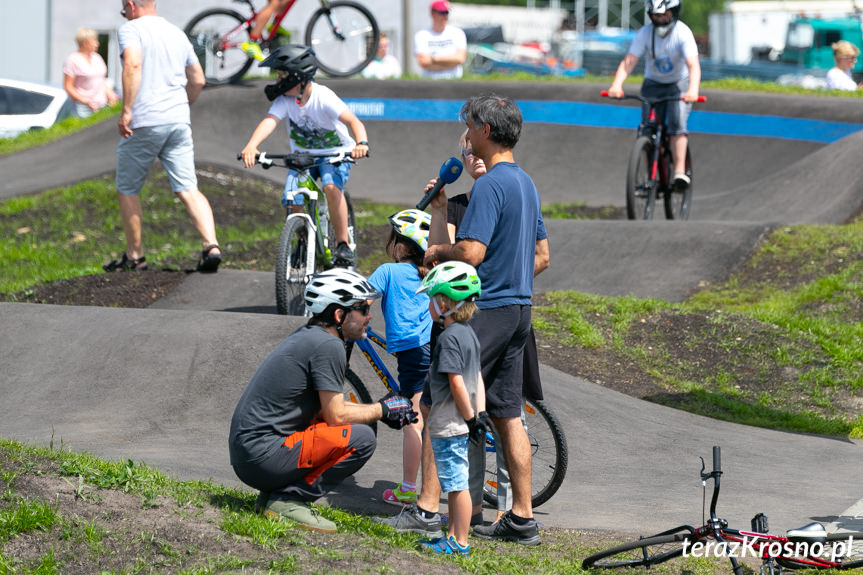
left=236, top=150, right=360, bottom=171
left=600, top=90, right=707, bottom=104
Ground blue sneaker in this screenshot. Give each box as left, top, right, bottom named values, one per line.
left=419, top=535, right=470, bottom=556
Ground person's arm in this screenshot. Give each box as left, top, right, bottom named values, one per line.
left=534, top=237, right=550, bottom=276
left=105, top=81, right=119, bottom=106
left=426, top=178, right=450, bottom=249
left=318, top=390, right=383, bottom=426
left=240, top=115, right=280, bottom=167
left=118, top=46, right=142, bottom=138
left=448, top=373, right=476, bottom=422
left=185, top=62, right=206, bottom=105
left=683, top=55, right=701, bottom=102
left=424, top=238, right=485, bottom=269
left=337, top=108, right=369, bottom=158
left=475, top=372, right=486, bottom=414
left=417, top=49, right=467, bottom=71
left=64, top=74, right=88, bottom=106
left=607, top=52, right=639, bottom=98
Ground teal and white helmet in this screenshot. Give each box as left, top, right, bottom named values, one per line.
left=389, top=209, right=431, bottom=252
left=304, top=268, right=380, bottom=315
left=417, top=261, right=481, bottom=302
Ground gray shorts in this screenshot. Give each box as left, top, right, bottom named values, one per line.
left=641, top=78, right=691, bottom=136
left=116, top=123, right=198, bottom=195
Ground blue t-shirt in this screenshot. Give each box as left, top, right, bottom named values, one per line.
left=368, top=262, right=431, bottom=353
left=456, top=162, right=547, bottom=309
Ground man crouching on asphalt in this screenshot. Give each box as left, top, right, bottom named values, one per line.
left=229, top=269, right=418, bottom=532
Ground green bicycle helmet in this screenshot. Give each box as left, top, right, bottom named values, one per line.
left=417, top=261, right=481, bottom=302
left=389, top=209, right=431, bottom=252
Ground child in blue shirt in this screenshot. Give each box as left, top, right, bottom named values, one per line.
left=368, top=209, right=432, bottom=505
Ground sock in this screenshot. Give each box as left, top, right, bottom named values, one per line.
left=400, top=481, right=416, bottom=492
left=417, top=506, right=437, bottom=519
left=508, top=512, right=531, bottom=525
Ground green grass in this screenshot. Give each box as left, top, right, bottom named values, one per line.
left=0, top=103, right=121, bottom=157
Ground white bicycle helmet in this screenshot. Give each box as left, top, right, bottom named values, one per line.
left=646, top=0, right=681, bottom=37
left=389, top=209, right=431, bottom=252
left=304, top=268, right=381, bottom=315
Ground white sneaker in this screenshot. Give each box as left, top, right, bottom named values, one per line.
left=673, top=173, right=691, bottom=186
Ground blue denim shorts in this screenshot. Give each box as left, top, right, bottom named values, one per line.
left=395, top=343, right=430, bottom=396
left=641, top=78, right=691, bottom=136
left=431, top=435, right=469, bottom=493
left=282, top=161, right=352, bottom=207
left=116, top=123, right=198, bottom=195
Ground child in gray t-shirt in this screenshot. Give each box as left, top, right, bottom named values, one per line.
left=416, top=261, right=485, bottom=556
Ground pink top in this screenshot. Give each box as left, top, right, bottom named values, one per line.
left=63, top=51, right=109, bottom=108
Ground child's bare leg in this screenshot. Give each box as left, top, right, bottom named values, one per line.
left=402, top=393, right=423, bottom=484
left=448, top=490, right=472, bottom=547
left=416, top=403, right=442, bottom=513
left=323, top=183, right=348, bottom=244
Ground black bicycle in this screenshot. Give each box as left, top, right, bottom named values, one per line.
left=583, top=446, right=863, bottom=573
left=602, top=91, right=705, bottom=221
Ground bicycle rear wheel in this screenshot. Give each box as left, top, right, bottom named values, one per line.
left=304, top=1, right=379, bottom=77
left=582, top=532, right=690, bottom=568
left=626, top=136, right=657, bottom=220
left=483, top=398, right=568, bottom=509
left=185, top=9, right=253, bottom=85
left=775, top=531, right=863, bottom=570
left=664, top=147, right=693, bottom=220
left=275, top=217, right=311, bottom=316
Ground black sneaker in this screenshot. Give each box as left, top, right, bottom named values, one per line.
left=332, top=242, right=354, bottom=268
left=473, top=510, right=541, bottom=545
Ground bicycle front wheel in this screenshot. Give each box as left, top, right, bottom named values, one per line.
left=664, top=147, right=693, bottom=220
left=345, top=367, right=377, bottom=434
left=304, top=1, right=380, bottom=77
left=483, top=398, right=569, bottom=509
left=185, top=9, right=253, bottom=85
left=775, top=531, right=863, bottom=570
left=626, top=136, right=656, bottom=220
left=275, top=217, right=311, bottom=316
left=582, top=532, right=690, bottom=568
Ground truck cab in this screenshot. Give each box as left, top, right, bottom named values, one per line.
left=780, top=17, right=863, bottom=77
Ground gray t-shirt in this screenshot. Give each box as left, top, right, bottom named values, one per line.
left=229, top=325, right=345, bottom=465
left=118, top=15, right=198, bottom=129
left=428, top=322, right=481, bottom=438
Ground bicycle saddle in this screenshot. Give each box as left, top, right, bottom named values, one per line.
left=786, top=522, right=827, bottom=543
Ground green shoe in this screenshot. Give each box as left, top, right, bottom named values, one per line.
left=240, top=40, right=265, bottom=61
left=254, top=490, right=270, bottom=514
left=264, top=498, right=337, bottom=533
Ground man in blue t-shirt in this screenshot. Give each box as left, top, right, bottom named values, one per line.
left=424, top=93, right=549, bottom=545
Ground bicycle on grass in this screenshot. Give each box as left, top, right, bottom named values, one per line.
left=342, top=326, right=569, bottom=509
left=601, top=91, right=705, bottom=221
left=582, top=446, right=863, bottom=573
left=239, top=151, right=358, bottom=316
left=186, top=0, right=380, bottom=84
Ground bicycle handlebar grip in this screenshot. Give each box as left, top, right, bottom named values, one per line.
left=697, top=96, right=707, bottom=102
left=600, top=90, right=609, bottom=97
left=713, top=445, right=721, bottom=473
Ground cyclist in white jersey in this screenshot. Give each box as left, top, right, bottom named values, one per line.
left=607, top=0, right=701, bottom=192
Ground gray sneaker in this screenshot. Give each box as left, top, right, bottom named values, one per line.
left=473, top=510, right=541, bottom=545
left=264, top=497, right=337, bottom=533
left=371, top=504, right=443, bottom=537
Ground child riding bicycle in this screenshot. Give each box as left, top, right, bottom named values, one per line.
left=367, top=209, right=433, bottom=506
left=240, top=44, right=369, bottom=267
left=607, top=0, right=700, bottom=192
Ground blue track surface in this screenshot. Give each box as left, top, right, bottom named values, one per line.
left=346, top=98, right=863, bottom=143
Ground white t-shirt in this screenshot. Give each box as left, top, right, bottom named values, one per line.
left=362, top=54, right=402, bottom=79
left=826, top=67, right=858, bottom=91
left=414, top=25, right=467, bottom=79
left=628, top=21, right=698, bottom=84
left=267, top=83, right=355, bottom=154
left=118, top=15, right=198, bottom=128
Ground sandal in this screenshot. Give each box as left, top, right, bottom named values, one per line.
left=103, top=253, right=148, bottom=272
left=196, top=244, right=221, bottom=273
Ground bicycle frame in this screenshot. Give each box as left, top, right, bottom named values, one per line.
left=222, top=0, right=299, bottom=48
left=350, top=327, right=399, bottom=394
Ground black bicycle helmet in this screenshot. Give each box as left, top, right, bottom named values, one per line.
left=262, top=44, right=318, bottom=101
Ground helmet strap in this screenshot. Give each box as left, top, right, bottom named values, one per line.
left=296, top=80, right=310, bottom=104
left=335, top=307, right=348, bottom=341
left=432, top=296, right=464, bottom=325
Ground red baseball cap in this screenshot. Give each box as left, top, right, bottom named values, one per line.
left=431, top=0, right=451, bottom=13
